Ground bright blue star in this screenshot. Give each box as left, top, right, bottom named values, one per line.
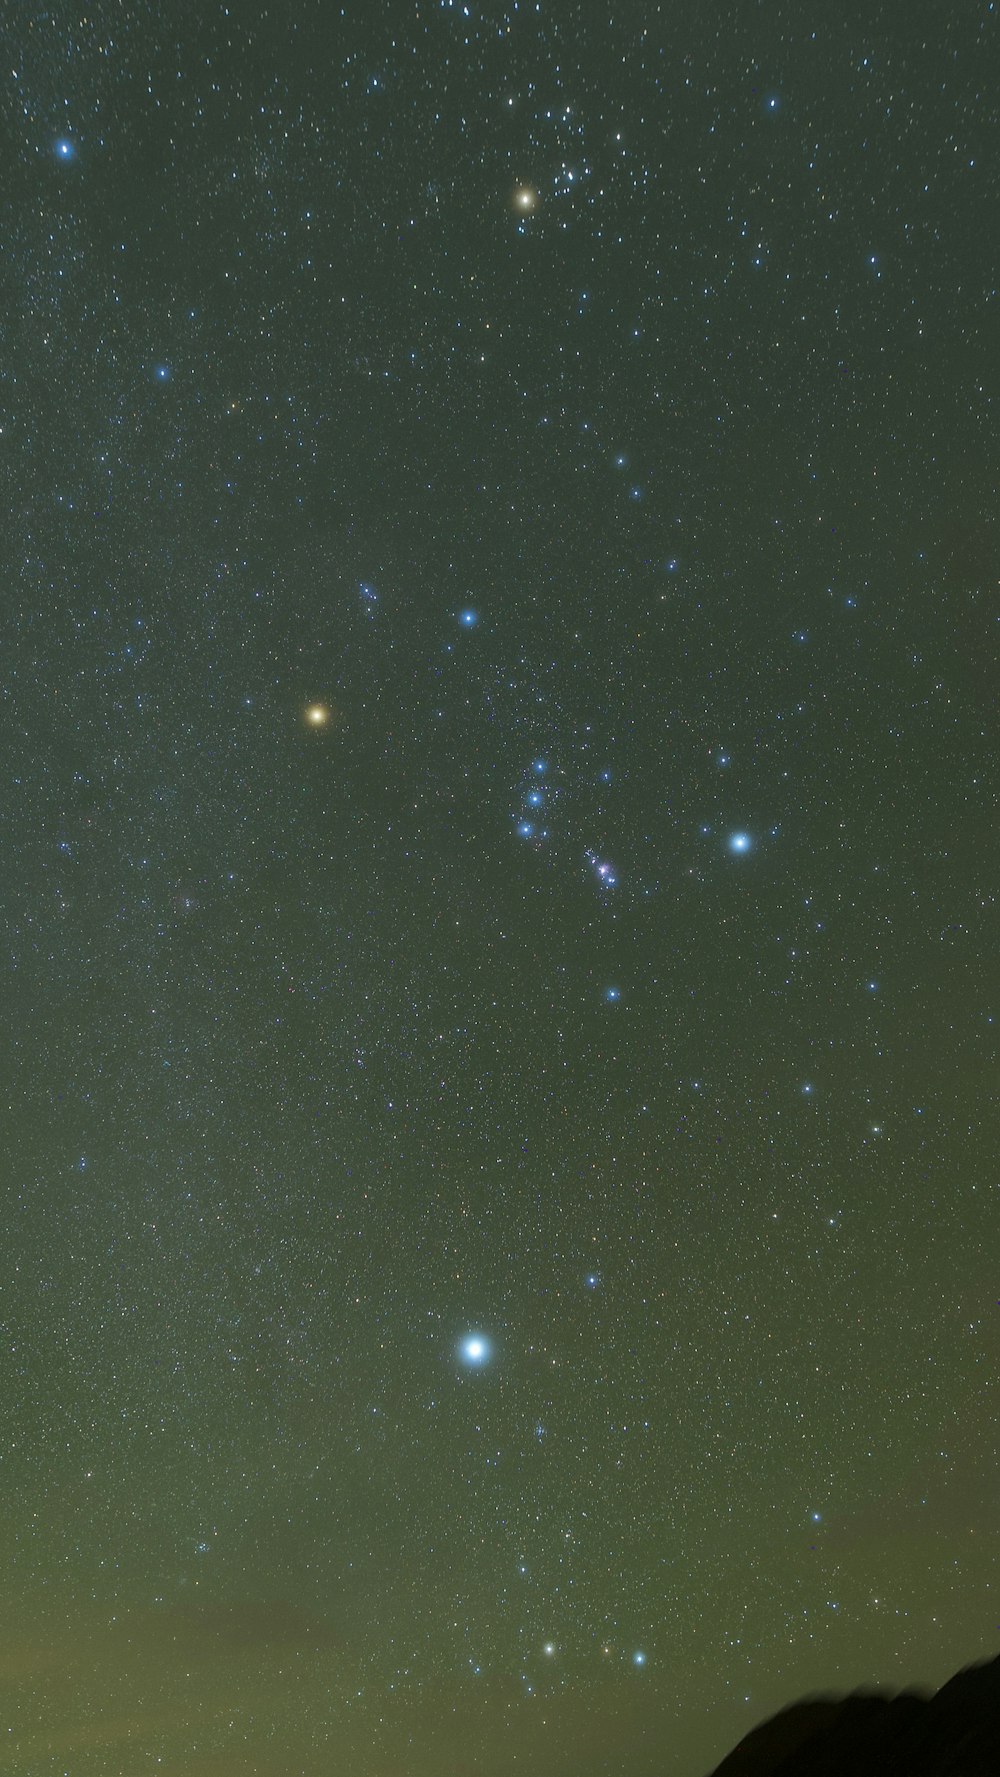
left=526, top=791, right=544, bottom=807
left=604, top=986, right=620, bottom=1003
left=801, top=1082, right=815, bottom=1096
left=54, top=137, right=76, bottom=160
left=460, top=1334, right=490, bottom=1366
left=532, top=758, right=547, bottom=775
left=727, top=831, right=752, bottom=854
left=633, top=1650, right=646, bottom=1666
left=459, top=608, right=478, bottom=627
left=517, top=821, right=534, bottom=838
left=154, top=364, right=171, bottom=382
left=585, top=1273, right=600, bottom=1289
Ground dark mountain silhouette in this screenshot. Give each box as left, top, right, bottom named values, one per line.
left=710, top=1653, right=1000, bottom=1775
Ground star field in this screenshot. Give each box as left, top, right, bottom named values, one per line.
left=2, top=4, right=998, bottom=1775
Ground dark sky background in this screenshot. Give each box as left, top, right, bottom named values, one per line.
left=2, top=2, right=998, bottom=1773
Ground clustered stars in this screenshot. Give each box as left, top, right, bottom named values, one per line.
left=513, top=756, right=552, bottom=844
left=585, top=849, right=618, bottom=890
left=509, top=756, right=623, bottom=912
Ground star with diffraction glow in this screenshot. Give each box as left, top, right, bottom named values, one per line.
left=304, top=703, right=332, bottom=727
left=460, top=1334, right=491, bottom=1366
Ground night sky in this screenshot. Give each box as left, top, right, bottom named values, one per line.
left=3, top=4, right=999, bottom=1774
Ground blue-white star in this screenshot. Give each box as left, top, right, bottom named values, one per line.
left=460, top=1334, right=491, bottom=1366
